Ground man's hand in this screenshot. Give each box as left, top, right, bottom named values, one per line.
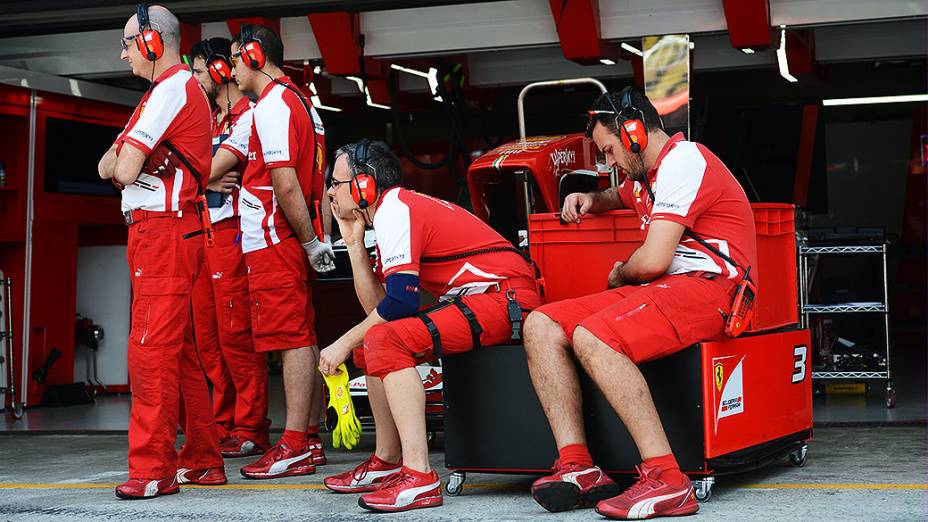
left=142, top=145, right=178, bottom=177
left=562, top=192, right=594, bottom=223
left=208, top=171, right=239, bottom=193
left=302, top=236, right=336, bottom=273
left=319, top=343, right=353, bottom=376
left=607, top=261, right=625, bottom=289
left=332, top=204, right=367, bottom=247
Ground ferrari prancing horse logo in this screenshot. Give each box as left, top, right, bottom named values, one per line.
left=714, top=362, right=724, bottom=391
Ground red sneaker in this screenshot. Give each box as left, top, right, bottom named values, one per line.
left=220, top=435, right=267, bottom=458
left=176, top=466, right=228, bottom=485
left=358, top=467, right=442, bottom=512
left=240, top=441, right=316, bottom=479
left=309, top=437, right=327, bottom=466
left=595, top=464, right=699, bottom=520
left=324, top=454, right=403, bottom=493
left=531, top=460, right=620, bottom=512
left=114, top=477, right=179, bottom=500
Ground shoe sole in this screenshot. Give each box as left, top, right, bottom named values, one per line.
left=178, top=478, right=228, bottom=486
left=115, top=488, right=180, bottom=500
left=313, top=456, right=327, bottom=466
left=532, top=482, right=621, bottom=513
left=357, top=495, right=443, bottom=512
left=596, top=501, right=699, bottom=519
left=240, top=466, right=316, bottom=480
left=221, top=451, right=264, bottom=459
left=323, top=481, right=380, bottom=494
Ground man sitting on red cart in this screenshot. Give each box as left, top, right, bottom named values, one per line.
left=523, top=87, right=757, bottom=519
left=318, top=140, right=542, bottom=513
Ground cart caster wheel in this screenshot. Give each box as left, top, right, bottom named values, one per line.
left=445, top=471, right=465, bottom=496
left=693, top=477, right=714, bottom=502
left=12, top=403, right=24, bottom=420
left=789, top=444, right=808, bottom=467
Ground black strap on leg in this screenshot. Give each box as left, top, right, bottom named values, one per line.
left=452, top=299, right=483, bottom=350
left=506, top=289, right=523, bottom=341
left=420, top=313, right=443, bottom=357
left=417, top=300, right=454, bottom=357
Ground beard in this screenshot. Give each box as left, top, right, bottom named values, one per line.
left=623, top=153, right=648, bottom=181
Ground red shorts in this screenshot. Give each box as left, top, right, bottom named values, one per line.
left=355, top=278, right=541, bottom=379
left=245, top=237, right=317, bottom=352
left=535, top=272, right=736, bottom=364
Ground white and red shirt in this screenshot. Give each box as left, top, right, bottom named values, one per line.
left=208, top=96, right=253, bottom=224
left=618, top=133, right=757, bottom=280
left=239, top=76, right=325, bottom=254
left=373, top=187, right=535, bottom=298
left=116, top=63, right=211, bottom=213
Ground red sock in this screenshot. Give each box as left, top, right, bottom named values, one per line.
left=306, top=426, right=320, bottom=440
left=558, top=443, right=593, bottom=467
left=281, top=429, right=307, bottom=450
left=643, top=454, right=686, bottom=485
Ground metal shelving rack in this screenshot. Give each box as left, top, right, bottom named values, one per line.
left=798, top=244, right=895, bottom=407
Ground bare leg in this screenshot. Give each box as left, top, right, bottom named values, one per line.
left=381, top=367, right=428, bottom=472
left=573, top=326, right=671, bottom=459
left=523, top=312, right=587, bottom=448
left=366, top=375, right=403, bottom=463
left=307, top=345, right=323, bottom=432
left=281, top=346, right=317, bottom=433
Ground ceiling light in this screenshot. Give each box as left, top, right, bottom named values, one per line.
left=620, top=43, right=642, bottom=57
left=599, top=58, right=616, bottom=66
left=822, top=94, right=928, bottom=106
left=776, top=26, right=798, bottom=83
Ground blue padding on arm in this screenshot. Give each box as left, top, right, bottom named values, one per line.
left=376, top=273, right=421, bottom=321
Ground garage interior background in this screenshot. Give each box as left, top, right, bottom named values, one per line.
left=0, top=0, right=924, bottom=425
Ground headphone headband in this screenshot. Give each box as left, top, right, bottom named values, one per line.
left=137, top=3, right=150, bottom=30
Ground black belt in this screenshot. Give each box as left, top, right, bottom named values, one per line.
left=417, top=289, right=530, bottom=357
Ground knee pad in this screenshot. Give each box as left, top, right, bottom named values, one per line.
left=363, top=324, right=416, bottom=379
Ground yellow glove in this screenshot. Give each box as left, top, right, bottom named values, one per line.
left=321, top=364, right=362, bottom=450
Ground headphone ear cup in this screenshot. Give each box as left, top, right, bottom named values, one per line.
left=242, top=41, right=265, bottom=69
left=351, top=174, right=376, bottom=209
left=208, top=59, right=231, bottom=84
left=136, top=30, right=163, bottom=61
left=620, top=119, right=647, bottom=153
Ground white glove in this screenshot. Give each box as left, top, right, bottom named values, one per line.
left=302, top=237, right=336, bottom=273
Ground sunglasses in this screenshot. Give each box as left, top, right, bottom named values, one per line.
left=328, top=177, right=353, bottom=190
left=120, top=34, right=137, bottom=51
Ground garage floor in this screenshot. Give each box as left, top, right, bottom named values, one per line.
left=0, top=426, right=925, bottom=521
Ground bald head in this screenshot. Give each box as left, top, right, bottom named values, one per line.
left=126, top=4, right=180, bottom=52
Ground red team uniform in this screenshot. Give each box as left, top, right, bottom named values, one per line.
left=191, top=94, right=272, bottom=452
left=354, top=186, right=542, bottom=379
left=239, top=76, right=326, bottom=352
left=537, top=133, right=758, bottom=362
left=116, top=63, right=223, bottom=485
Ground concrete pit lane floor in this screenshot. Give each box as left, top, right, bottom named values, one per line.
left=0, top=426, right=925, bottom=521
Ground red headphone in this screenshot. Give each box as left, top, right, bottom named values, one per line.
left=135, top=4, right=164, bottom=61
left=605, top=87, right=649, bottom=154
left=239, top=25, right=267, bottom=70
left=349, top=139, right=377, bottom=209
left=202, top=39, right=232, bottom=84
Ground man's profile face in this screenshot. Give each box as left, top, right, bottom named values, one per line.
left=229, top=42, right=254, bottom=94
left=190, top=56, right=219, bottom=100
left=121, top=16, right=149, bottom=79
left=591, top=121, right=647, bottom=181
left=327, top=154, right=360, bottom=220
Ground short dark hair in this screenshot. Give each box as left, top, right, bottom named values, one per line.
left=233, top=24, right=284, bottom=68
left=335, top=140, right=402, bottom=192
left=189, top=37, right=231, bottom=64
left=585, top=87, right=664, bottom=138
